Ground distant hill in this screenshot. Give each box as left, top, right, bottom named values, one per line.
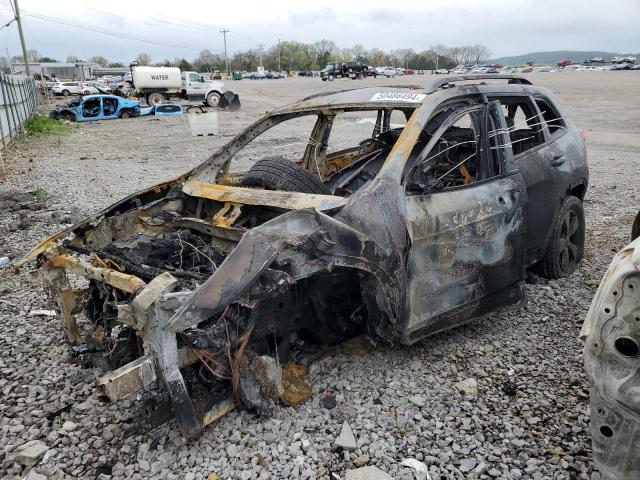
left=491, top=50, right=639, bottom=65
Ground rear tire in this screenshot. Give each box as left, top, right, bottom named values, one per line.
left=241, top=156, right=329, bottom=195
left=537, top=195, right=585, bottom=279
left=206, top=91, right=221, bottom=107
left=146, top=92, right=165, bottom=106
left=62, top=89, right=70, bottom=96
left=61, top=111, right=75, bottom=122
left=120, top=110, right=131, bottom=119
left=328, top=74, right=334, bottom=81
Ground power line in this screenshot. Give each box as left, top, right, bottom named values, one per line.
left=86, top=7, right=213, bottom=34
left=22, top=10, right=201, bottom=50
left=0, top=16, right=15, bottom=30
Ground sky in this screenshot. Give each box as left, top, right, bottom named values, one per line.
left=1, top=0, right=639, bottom=63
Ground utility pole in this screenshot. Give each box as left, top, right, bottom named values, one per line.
left=13, top=0, right=30, bottom=75
left=257, top=43, right=264, bottom=69
left=277, top=38, right=281, bottom=72
left=220, top=28, right=229, bottom=76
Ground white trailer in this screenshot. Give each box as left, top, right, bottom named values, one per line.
left=129, top=63, right=225, bottom=107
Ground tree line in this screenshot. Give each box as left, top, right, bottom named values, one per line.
left=2, top=42, right=491, bottom=73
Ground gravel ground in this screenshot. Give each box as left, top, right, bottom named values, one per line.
left=1, top=72, right=639, bottom=480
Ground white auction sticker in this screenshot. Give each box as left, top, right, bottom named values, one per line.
left=370, top=92, right=426, bottom=102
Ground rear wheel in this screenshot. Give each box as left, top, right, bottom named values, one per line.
left=146, top=92, right=165, bottom=106
left=328, top=74, right=334, bottom=81
left=120, top=109, right=131, bottom=119
left=241, top=156, right=329, bottom=195
left=61, top=111, right=76, bottom=122
left=537, top=195, right=585, bottom=279
left=206, top=91, right=221, bottom=107
left=62, top=89, right=70, bottom=96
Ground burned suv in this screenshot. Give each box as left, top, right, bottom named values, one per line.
left=22, top=75, right=588, bottom=437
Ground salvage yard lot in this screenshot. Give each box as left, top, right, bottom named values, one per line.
left=1, top=72, right=639, bottom=479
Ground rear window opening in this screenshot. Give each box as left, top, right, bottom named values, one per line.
left=491, top=97, right=545, bottom=156
left=534, top=97, right=566, bottom=135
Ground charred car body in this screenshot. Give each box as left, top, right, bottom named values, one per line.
left=582, top=211, right=640, bottom=480
left=23, top=75, right=588, bottom=437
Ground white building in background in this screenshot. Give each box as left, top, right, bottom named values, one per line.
left=10, top=62, right=102, bottom=80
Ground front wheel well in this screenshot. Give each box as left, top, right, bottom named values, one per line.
left=570, top=182, right=587, bottom=201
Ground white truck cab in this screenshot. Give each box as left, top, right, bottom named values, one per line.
left=181, top=71, right=224, bottom=107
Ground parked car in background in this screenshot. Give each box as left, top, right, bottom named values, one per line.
left=249, top=71, right=267, bottom=80
left=395, top=68, right=405, bottom=76
left=434, top=69, right=450, bottom=74
left=404, top=69, right=415, bottom=75
left=52, top=82, right=85, bottom=96
left=377, top=66, right=397, bottom=77
left=83, top=81, right=112, bottom=93
left=148, top=103, right=183, bottom=116
left=49, top=95, right=143, bottom=121
left=611, top=63, right=631, bottom=70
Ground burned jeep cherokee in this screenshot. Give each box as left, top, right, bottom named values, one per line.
left=22, top=75, right=588, bottom=437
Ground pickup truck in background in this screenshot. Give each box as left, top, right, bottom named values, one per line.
left=126, top=63, right=225, bottom=106
left=321, top=61, right=369, bottom=81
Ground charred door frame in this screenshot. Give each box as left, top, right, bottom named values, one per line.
left=400, top=100, right=528, bottom=342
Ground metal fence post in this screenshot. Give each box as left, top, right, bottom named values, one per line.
left=0, top=73, right=15, bottom=141
left=19, top=80, right=29, bottom=124
left=6, top=77, right=20, bottom=135
left=0, top=75, right=6, bottom=149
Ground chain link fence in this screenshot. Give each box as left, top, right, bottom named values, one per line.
left=0, top=72, right=39, bottom=149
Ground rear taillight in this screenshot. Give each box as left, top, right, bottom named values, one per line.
left=578, top=128, right=586, bottom=142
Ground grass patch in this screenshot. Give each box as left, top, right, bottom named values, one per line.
left=23, top=115, right=71, bottom=136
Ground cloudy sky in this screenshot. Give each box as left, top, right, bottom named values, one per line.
left=1, top=0, right=638, bottom=62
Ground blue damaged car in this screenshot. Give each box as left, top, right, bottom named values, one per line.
left=49, top=94, right=145, bottom=122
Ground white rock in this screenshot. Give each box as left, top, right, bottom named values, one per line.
left=25, top=471, right=47, bottom=480
left=454, top=378, right=478, bottom=396
left=226, top=444, right=240, bottom=458
left=334, top=421, right=357, bottom=451
left=408, top=395, right=426, bottom=407
left=400, top=458, right=429, bottom=478
left=10, top=440, right=48, bottom=467
left=345, top=466, right=393, bottom=480
left=62, top=420, right=77, bottom=432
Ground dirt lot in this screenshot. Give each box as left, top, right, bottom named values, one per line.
left=1, top=72, right=639, bottom=479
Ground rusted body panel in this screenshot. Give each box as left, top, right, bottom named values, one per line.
left=21, top=75, right=588, bottom=437
left=582, top=235, right=640, bottom=480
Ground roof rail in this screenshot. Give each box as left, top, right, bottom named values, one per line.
left=425, top=74, right=532, bottom=93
